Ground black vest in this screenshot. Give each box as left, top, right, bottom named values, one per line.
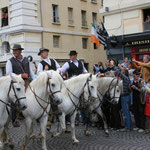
left=67, top=60, right=83, bottom=78
left=10, top=57, right=30, bottom=76
left=40, top=59, right=56, bottom=71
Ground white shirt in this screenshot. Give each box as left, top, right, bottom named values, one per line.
left=60, top=59, right=88, bottom=74
left=6, top=57, right=35, bottom=80
left=37, top=58, right=60, bottom=75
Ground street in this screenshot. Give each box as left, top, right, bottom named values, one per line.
left=4, top=122, right=150, bottom=150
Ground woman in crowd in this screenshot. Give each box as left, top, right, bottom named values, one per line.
left=142, top=78, right=150, bottom=133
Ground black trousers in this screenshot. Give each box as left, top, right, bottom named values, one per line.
left=133, top=96, right=145, bottom=129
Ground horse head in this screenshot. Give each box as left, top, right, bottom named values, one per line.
left=103, top=78, right=122, bottom=104
left=46, top=70, right=63, bottom=104
left=9, top=75, right=27, bottom=111
left=83, top=74, right=98, bottom=103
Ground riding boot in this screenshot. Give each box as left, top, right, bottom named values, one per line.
left=51, top=103, right=62, bottom=116
left=10, top=102, right=20, bottom=127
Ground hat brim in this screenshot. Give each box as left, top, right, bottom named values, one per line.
left=12, top=48, right=24, bottom=50
left=38, top=49, right=49, bottom=55
left=69, top=53, right=78, bottom=56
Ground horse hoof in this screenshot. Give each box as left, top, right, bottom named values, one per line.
left=84, top=130, right=91, bottom=136
left=73, top=140, right=79, bottom=144
left=9, top=144, right=14, bottom=149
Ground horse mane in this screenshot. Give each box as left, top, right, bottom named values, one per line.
left=64, top=73, right=90, bottom=85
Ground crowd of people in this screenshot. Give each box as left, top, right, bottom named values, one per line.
left=93, top=56, right=150, bottom=133
left=4, top=44, right=150, bottom=133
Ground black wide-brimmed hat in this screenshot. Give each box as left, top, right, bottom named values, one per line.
left=69, top=50, right=78, bottom=56
left=38, top=48, right=49, bottom=55
left=12, top=44, right=24, bottom=50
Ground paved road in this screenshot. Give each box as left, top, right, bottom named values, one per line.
left=3, top=122, right=150, bottom=150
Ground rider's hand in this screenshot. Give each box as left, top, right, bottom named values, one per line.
left=21, top=73, right=28, bottom=79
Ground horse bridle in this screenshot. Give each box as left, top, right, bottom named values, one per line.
left=100, top=78, right=120, bottom=104
left=0, top=79, right=26, bottom=109
left=64, top=77, right=92, bottom=111
left=8, top=80, right=26, bottom=106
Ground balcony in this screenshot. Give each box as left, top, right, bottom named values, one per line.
left=143, top=22, right=150, bottom=31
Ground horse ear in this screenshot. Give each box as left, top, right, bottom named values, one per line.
left=46, top=70, right=52, bottom=79
left=10, top=75, right=17, bottom=82
left=88, top=73, right=92, bottom=81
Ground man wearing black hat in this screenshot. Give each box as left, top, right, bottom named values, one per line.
left=6, top=44, right=35, bottom=81
left=60, top=50, right=87, bottom=78
left=37, top=48, right=60, bottom=74
left=6, top=44, right=35, bottom=127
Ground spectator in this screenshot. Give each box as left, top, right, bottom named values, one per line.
left=132, top=55, right=150, bottom=83
left=141, top=78, right=150, bottom=134
left=128, top=62, right=135, bottom=80
left=145, top=15, right=150, bottom=23
left=115, top=68, right=132, bottom=131
left=121, top=57, right=129, bottom=69
left=1, top=8, right=8, bottom=27
left=131, top=71, right=145, bottom=132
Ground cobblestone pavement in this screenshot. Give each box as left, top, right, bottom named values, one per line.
left=3, top=122, right=150, bottom=150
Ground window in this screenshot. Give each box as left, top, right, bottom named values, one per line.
left=82, top=38, right=88, bottom=49
left=68, top=8, right=73, bottom=25
left=143, top=9, right=150, bottom=31
left=53, top=36, right=60, bottom=48
left=92, top=12, right=97, bottom=23
left=1, top=7, right=8, bottom=27
left=81, top=10, right=87, bottom=27
left=91, top=0, right=97, bottom=3
left=52, top=5, right=59, bottom=23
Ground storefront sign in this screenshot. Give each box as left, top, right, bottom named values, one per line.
left=124, top=39, right=150, bottom=47
left=132, top=46, right=150, bottom=53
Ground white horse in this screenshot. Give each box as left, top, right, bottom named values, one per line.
left=53, top=73, right=98, bottom=143
left=0, top=75, right=27, bottom=149
left=22, top=70, right=64, bottom=150
left=83, top=77, right=123, bottom=135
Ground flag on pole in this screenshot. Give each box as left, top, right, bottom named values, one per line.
left=90, top=24, right=101, bottom=47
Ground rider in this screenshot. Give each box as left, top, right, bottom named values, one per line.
left=37, top=48, right=60, bottom=74
left=6, top=44, right=35, bottom=127
left=60, top=50, right=88, bottom=126
left=37, top=48, right=61, bottom=129
left=60, top=50, right=87, bottom=78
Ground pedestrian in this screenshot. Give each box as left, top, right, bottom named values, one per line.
left=132, top=55, right=150, bottom=83
left=131, top=70, right=145, bottom=132
left=141, top=78, right=150, bottom=134
left=115, top=68, right=132, bottom=131
left=121, top=57, right=129, bottom=69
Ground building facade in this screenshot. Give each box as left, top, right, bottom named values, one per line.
left=100, top=0, right=150, bottom=62
left=0, top=0, right=107, bottom=75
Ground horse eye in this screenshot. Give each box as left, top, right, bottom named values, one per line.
left=90, top=86, right=94, bottom=89
left=16, top=88, right=21, bottom=91
left=51, top=83, right=55, bottom=87
left=117, top=90, right=119, bottom=92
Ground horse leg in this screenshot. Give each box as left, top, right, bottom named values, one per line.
left=96, top=107, right=109, bottom=135
left=84, top=110, right=91, bottom=136
left=22, top=118, right=32, bottom=150
left=70, top=111, right=79, bottom=143
left=39, top=115, right=48, bottom=150
left=52, top=113, right=66, bottom=137
left=0, top=127, right=4, bottom=150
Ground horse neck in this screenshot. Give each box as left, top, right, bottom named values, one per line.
left=28, top=74, right=49, bottom=101
left=64, top=75, right=88, bottom=98
left=0, top=77, right=11, bottom=114
left=98, top=77, right=114, bottom=95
